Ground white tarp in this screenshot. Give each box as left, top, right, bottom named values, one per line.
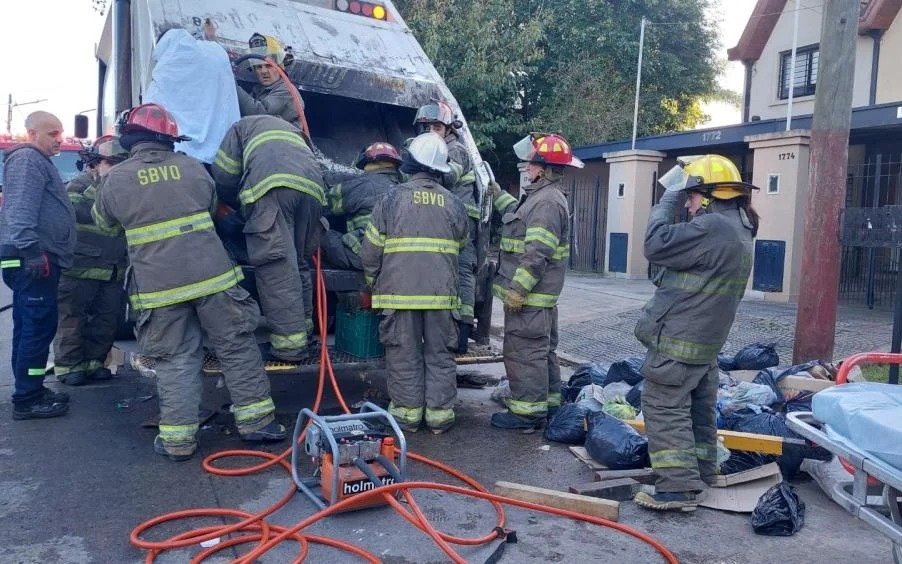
left=144, top=29, right=239, bottom=164
left=813, top=382, right=902, bottom=471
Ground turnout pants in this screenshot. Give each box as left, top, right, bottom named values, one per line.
left=381, top=309, right=458, bottom=430
left=502, top=305, right=561, bottom=419
left=457, top=218, right=477, bottom=324
left=54, top=275, right=125, bottom=377
left=641, top=350, right=719, bottom=493
left=244, top=188, right=322, bottom=351
left=136, top=286, right=275, bottom=454
left=2, top=263, right=61, bottom=405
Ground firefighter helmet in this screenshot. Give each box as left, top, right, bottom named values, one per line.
left=658, top=154, right=758, bottom=199
left=513, top=133, right=584, bottom=168
left=355, top=142, right=402, bottom=169
left=79, top=135, right=128, bottom=166
left=249, top=32, right=286, bottom=67
left=117, top=103, right=190, bottom=141
left=414, top=100, right=462, bottom=129
left=405, top=132, right=451, bottom=173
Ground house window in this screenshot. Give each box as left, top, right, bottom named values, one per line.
left=767, top=174, right=780, bottom=194
left=778, top=44, right=818, bottom=99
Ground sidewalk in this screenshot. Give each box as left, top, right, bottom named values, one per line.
left=494, top=271, right=894, bottom=366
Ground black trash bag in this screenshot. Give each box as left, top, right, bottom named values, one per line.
left=784, top=391, right=815, bottom=413
left=718, top=343, right=779, bottom=371
left=722, top=408, right=832, bottom=478
left=561, top=363, right=609, bottom=403
left=625, top=380, right=644, bottom=410
left=751, top=483, right=805, bottom=536
left=753, top=361, right=820, bottom=404
left=543, top=403, right=589, bottom=444
left=603, top=356, right=645, bottom=386
left=584, top=412, right=649, bottom=470
left=719, top=450, right=773, bottom=475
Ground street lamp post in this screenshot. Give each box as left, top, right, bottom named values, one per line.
left=6, top=94, right=48, bottom=134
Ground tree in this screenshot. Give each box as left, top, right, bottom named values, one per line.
left=395, top=0, right=726, bottom=181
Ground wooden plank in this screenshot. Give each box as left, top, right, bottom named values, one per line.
left=594, top=468, right=656, bottom=484
left=568, top=446, right=606, bottom=471
left=494, top=481, right=619, bottom=522
left=569, top=478, right=641, bottom=501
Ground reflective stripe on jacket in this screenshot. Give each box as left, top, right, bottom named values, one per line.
left=444, top=133, right=480, bottom=220
left=92, top=142, right=243, bottom=310
left=211, top=115, right=325, bottom=207
left=64, top=172, right=127, bottom=281
left=635, top=198, right=754, bottom=364
left=360, top=173, right=468, bottom=310
left=492, top=178, right=570, bottom=308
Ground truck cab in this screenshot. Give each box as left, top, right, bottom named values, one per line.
left=95, top=0, right=498, bottom=374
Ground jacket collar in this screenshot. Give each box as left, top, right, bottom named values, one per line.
left=129, top=141, right=173, bottom=156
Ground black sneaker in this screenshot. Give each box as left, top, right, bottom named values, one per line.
left=13, top=399, right=69, bottom=420
left=59, top=371, right=87, bottom=386
left=89, top=367, right=114, bottom=381
left=41, top=387, right=70, bottom=404
left=240, top=421, right=288, bottom=442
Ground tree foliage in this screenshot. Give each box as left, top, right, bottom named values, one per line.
left=394, top=0, right=725, bottom=178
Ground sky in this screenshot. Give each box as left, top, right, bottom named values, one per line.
left=0, top=0, right=757, bottom=136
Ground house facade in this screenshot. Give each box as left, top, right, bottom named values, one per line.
left=566, top=0, right=902, bottom=307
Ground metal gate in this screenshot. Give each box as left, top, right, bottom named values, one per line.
left=568, top=176, right=607, bottom=272
left=840, top=153, right=902, bottom=308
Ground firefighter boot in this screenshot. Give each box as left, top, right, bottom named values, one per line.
left=634, top=490, right=700, bottom=513
left=153, top=435, right=195, bottom=462
left=89, top=367, right=114, bottom=381
left=240, top=421, right=288, bottom=442
left=270, top=346, right=308, bottom=363
left=59, top=370, right=88, bottom=386
left=490, top=410, right=543, bottom=434
left=13, top=398, right=69, bottom=420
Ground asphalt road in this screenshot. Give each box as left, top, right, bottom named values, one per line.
left=0, top=283, right=893, bottom=563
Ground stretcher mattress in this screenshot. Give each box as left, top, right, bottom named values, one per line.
left=812, top=382, right=902, bottom=471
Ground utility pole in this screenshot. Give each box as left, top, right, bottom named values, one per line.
left=631, top=17, right=647, bottom=150
left=6, top=94, right=48, bottom=134
left=792, top=0, right=859, bottom=363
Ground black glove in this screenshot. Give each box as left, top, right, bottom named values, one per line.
left=24, top=252, right=51, bottom=279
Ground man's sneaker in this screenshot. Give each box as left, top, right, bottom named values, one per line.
left=490, top=411, right=544, bottom=434
left=89, top=367, right=114, bottom=381
left=41, top=387, right=70, bottom=404
left=240, top=421, right=288, bottom=442
left=59, top=371, right=87, bottom=386
left=634, top=490, right=699, bottom=512
left=13, top=399, right=69, bottom=420
left=270, top=347, right=308, bottom=363
left=153, top=436, right=195, bottom=462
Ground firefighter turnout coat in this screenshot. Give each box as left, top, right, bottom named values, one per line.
left=237, top=78, right=304, bottom=130
left=325, top=167, right=401, bottom=258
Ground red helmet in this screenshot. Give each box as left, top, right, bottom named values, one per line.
left=117, top=103, right=190, bottom=141
left=355, top=142, right=402, bottom=169
left=513, top=133, right=584, bottom=168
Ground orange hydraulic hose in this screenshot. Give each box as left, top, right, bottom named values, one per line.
left=130, top=122, right=679, bottom=560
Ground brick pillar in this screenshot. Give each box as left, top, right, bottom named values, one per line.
left=744, top=130, right=812, bottom=302
left=602, top=150, right=666, bottom=279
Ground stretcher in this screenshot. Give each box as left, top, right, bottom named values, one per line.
left=786, top=353, right=902, bottom=564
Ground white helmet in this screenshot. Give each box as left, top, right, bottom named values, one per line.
left=405, top=132, right=451, bottom=173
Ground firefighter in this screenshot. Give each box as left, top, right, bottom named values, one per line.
left=489, top=133, right=581, bottom=432
left=361, top=132, right=468, bottom=434
left=54, top=136, right=129, bottom=386
left=212, top=115, right=324, bottom=362
left=93, top=103, right=286, bottom=461
left=633, top=155, right=759, bottom=512
left=413, top=101, right=478, bottom=352
left=321, top=142, right=402, bottom=271
left=236, top=33, right=305, bottom=129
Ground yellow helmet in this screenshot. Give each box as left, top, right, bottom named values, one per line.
left=248, top=33, right=286, bottom=67
left=659, top=154, right=758, bottom=199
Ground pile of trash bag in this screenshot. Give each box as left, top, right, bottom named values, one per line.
left=560, top=362, right=609, bottom=403
left=584, top=412, right=649, bottom=469
left=544, top=403, right=589, bottom=444
left=604, top=356, right=645, bottom=386
left=751, top=483, right=805, bottom=536
left=717, top=343, right=779, bottom=371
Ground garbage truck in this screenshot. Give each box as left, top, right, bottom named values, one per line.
left=92, top=0, right=500, bottom=375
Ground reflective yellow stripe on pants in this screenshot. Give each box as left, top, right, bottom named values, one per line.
left=649, top=448, right=699, bottom=469
left=505, top=398, right=547, bottom=417
left=233, top=397, right=276, bottom=425
left=159, top=423, right=199, bottom=445
left=389, top=402, right=424, bottom=425
left=425, top=407, right=455, bottom=429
